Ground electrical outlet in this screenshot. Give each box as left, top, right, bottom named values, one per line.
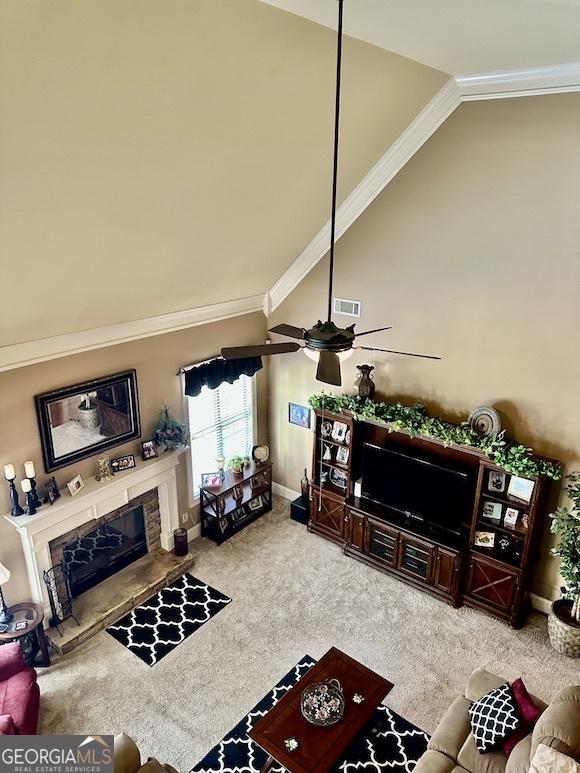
left=181, top=512, right=189, bottom=524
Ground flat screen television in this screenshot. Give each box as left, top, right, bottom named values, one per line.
left=361, top=443, right=472, bottom=535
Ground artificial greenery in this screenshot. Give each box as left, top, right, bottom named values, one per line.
left=551, top=473, right=580, bottom=623
left=308, top=392, right=562, bottom=481
left=228, top=455, right=250, bottom=472
left=154, top=406, right=189, bottom=451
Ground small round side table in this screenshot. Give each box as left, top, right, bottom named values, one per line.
left=0, top=602, right=51, bottom=667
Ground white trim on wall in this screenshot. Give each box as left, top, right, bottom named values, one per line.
left=272, top=481, right=301, bottom=501
left=0, top=294, right=264, bottom=373
left=529, top=592, right=554, bottom=616
left=266, top=62, right=580, bottom=314
left=457, top=61, right=580, bottom=100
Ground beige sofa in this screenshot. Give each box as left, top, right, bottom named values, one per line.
left=415, top=669, right=580, bottom=773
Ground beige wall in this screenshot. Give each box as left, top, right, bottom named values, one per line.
left=268, top=93, right=580, bottom=602
left=0, top=0, right=445, bottom=346
left=0, top=311, right=268, bottom=604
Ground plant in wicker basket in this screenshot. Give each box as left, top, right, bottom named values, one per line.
left=548, top=472, right=580, bottom=657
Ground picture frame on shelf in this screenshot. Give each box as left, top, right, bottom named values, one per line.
left=233, top=484, right=243, bottom=501
left=474, top=530, right=496, bottom=548
left=488, top=470, right=506, bottom=493
left=504, top=507, right=519, bottom=530
left=336, top=446, right=349, bottom=466
left=201, top=472, right=222, bottom=489
left=141, top=440, right=158, bottom=461
left=482, top=501, right=503, bottom=523
left=507, top=475, right=535, bottom=503
left=331, top=421, right=348, bottom=443
left=329, top=467, right=347, bottom=489
left=66, top=474, right=84, bottom=497
left=288, top=403, right=311, bottom=429
left=320, top=421, right=333, bottom=438
left=42, top=476, right=61, bottom=505
left=111, top=454, right=136, bottom=473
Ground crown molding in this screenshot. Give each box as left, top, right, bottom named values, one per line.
left=457, top=61, right=580, bottom=100
left=0, top=294, right=264, bottom=373
left=266, top=77, right=462, bottom=313
left=266, top=62, right=580, bottom=314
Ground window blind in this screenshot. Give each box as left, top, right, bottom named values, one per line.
left=188, top=376, right=254, bottom=497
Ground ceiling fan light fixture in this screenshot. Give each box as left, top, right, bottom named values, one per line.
left=303, top=348, right=354, bottom=363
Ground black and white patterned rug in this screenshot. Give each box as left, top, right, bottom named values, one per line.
left=107, top=573, right=231, bottom=666
left=190, top=656, right=429, bottom=773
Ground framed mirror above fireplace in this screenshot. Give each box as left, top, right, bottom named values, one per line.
left=35, top=369, right=141, bottom=472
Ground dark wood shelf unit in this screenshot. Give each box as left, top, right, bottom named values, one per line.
left=201, top=461, right=273, bottom=545
left=308, top=408, right=557, bottom=628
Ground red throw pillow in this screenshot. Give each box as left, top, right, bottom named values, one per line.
left=502, top=678, right=542, bottom=756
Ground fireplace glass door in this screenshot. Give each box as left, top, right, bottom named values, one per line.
left=63, top=507, right=147, bottom=597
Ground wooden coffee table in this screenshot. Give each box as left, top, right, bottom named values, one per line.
left=249, top=647, right=393, bottom=773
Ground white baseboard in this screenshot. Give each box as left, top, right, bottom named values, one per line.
left=529, top=592, right=553, bottom=616
left=187, top=523, right=202, bottom=542
left=272, top=482, right=301, bottom=502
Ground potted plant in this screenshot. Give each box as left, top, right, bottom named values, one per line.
left=548, top=472, right=580, bottom=657
left=228, top=455, right=249, bottom=476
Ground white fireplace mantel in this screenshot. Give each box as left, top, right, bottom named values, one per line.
left=4, top=450, right=184, bottom=619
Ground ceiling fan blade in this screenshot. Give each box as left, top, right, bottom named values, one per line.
left=315, top=350, right=342, bottom=386
left=268, top=324, right=306, bottom=340
left=221, top=343, right=301, bottom=359
left=356, top=346, right=441, bottom=361
left=354, top=326, right=393, bottom=338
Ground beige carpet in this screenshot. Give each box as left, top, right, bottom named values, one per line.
left=38, top=497, right=580, bottom=772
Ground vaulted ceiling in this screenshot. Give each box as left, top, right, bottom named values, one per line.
left=0, top=0, right=445, bottom=348
left=259, top=0, right=580, bottom=74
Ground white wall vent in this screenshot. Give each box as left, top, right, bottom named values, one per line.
left=333, top=297, right=361, bottom=318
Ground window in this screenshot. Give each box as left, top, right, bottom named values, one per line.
left=187, top=375, right=254, bottom=499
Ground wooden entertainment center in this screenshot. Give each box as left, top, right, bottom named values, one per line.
left=309, top=408, right=555, bottom=628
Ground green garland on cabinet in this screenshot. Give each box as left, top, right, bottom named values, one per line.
left=308, top=393, right=562, bottom=481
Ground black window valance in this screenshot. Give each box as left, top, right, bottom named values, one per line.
left=184, top=356, right=262, bottom=397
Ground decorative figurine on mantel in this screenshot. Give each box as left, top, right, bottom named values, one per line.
left=355, top=364, right=376, bottom=399
left=96, top=455, right=114, bottom=482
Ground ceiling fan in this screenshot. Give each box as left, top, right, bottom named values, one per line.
left=221, top=0, right=441, bottom=387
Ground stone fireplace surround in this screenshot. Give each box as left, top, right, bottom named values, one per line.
left=49, top=489, right=159, bottom=599
left=4, top=450, right=184, bottom=625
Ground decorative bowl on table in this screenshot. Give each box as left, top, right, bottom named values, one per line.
left=300, top=679, right=345, bottom=726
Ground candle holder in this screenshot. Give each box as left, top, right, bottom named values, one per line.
left=26, top=476, right=42, bottom=509
left=7, top=480, right=24, bottom=517
left=24, top=490, right=37, bottom=516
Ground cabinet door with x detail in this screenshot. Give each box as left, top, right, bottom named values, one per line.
left=465, top=554, right=518, bottom=613
left=309, top=486, right=345, bottom=544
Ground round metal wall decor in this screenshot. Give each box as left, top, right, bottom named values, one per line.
left=469, top=406, right=501, bottom=438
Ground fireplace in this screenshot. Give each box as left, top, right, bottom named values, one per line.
left=62, top=507, right=147, bottom=597
left=49, top=488, right=162, bottom=601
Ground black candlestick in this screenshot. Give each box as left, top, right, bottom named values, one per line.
left=24, top=491, right=37, bottom=516
left=28, top=477, right=42, bottom=509
left=8, top=480, right=24, bottom=517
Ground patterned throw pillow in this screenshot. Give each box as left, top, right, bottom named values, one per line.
left=468, top=682, right=521, bottom=753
